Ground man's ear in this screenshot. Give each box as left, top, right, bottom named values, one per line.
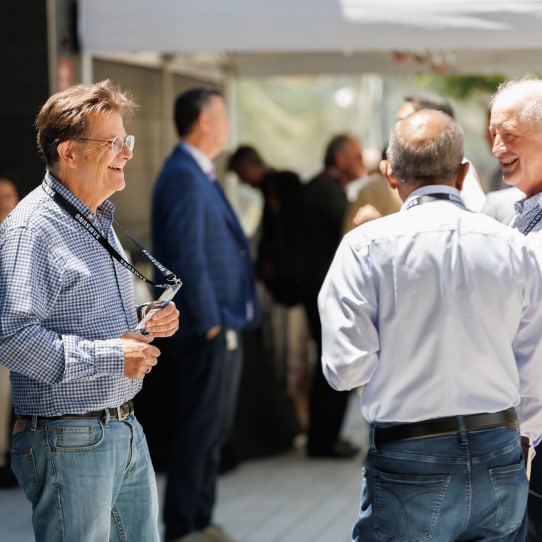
left=454, top=161, right=470, bottom=193
left=56, top=141, right=78, bottom=169
left=197, top=110, right=212, bottom=135
left=334, top=150, right=346, bottom=171
left=380, top=159, right=399, bottom=190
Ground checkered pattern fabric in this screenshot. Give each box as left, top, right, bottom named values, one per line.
left=0, top=173, right=140, bottom=416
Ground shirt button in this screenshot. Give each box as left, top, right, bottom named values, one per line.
left=239, top=249, right=246, bottom=257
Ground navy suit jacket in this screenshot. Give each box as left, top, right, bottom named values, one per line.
left=151, top=143, right=259, bottom=337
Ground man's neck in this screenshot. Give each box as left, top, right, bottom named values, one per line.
left=49, top=169, right=104, bottom=213
left=323, top=167, right=350, bottom=191
left=182, top=134, right=215, bottom=160
left=400, top=180, right=455, bottom=202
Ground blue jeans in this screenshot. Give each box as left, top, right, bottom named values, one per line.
left=10, top=412, right=160, bottom=542
left=353, top=423, right=528, bottom=542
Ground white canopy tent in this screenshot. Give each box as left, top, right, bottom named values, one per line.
left=78, top=0, right=542, bottom=77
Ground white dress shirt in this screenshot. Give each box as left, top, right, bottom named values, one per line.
left=460, top=159, right=486, bottom=211
left=319, top=184, right=542, bottom=444
left=481, top=187, right=523, bottom=225
left=181, top=141, right=215, bottom=180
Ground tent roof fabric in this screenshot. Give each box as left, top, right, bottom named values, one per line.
left=78, top=0, right=542, bottom=76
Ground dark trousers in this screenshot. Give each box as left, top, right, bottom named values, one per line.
left=157, top=330, right=242, bottom=540
left=527, top=444, right=542, bottom=541
left=304, top=296, right=349, bottom=452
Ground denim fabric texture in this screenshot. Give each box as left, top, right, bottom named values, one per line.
left=353, top=424, right=528, bottom=542
left=10, top=414, right=159, bottom=542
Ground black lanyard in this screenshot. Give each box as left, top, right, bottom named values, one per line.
left=405, top=192, right=465, bottom=210
left=42, top=181, right=182, bottom=289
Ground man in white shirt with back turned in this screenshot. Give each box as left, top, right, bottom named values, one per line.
left=319, top=109, right=542, bottom=542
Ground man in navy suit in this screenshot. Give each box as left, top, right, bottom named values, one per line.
left=151, top=88, right=259, bottom=542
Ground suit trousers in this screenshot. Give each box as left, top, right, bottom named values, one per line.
left=303, top=296, right=349, bottom=452
left=0, top=364, right=11, bottom=466
left=160, top=330, right=243, bottom=541
left=527, top=443, right=542, bottom=541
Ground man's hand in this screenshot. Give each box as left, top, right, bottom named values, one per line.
left=143, top=301, right=180, bottom=337
left=352, top=204, right=382, bottom=227
left=121, top=332, right=161, bottom=379
left=206, top=325, right=221, bottom=340
left=521, top=435, right=533, bottom=479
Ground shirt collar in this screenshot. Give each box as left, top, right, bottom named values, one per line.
left=512, top=192, right=542, bottom=233
left=401, top=184, right=461, bottom=211
left=181, top=141, right=215, bottom=180
left=513, top=191, right=542, bottom=217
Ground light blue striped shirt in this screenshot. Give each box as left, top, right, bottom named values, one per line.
left=0, top=172, right=140, bottom=416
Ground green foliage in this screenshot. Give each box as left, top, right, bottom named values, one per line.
left=416, top=75, right=506, bottom=99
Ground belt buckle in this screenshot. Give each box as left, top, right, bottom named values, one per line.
left=115, top=403, right=130, bottom=421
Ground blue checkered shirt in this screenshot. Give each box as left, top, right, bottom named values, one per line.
left=0, top=172, right=141, bottom=415
left=513, top=192, right=542, bottom=235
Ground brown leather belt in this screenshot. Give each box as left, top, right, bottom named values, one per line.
left=374, top=407, right=518, bottom=446
left=16, top=400, right=134, bottom=422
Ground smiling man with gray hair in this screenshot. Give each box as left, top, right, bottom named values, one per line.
left=490, top=76, right=542, bottom=542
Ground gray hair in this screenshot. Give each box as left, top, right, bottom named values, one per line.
left=490, top=78, right=542, bottom=130
left=387, top=110, right=464, bottom=183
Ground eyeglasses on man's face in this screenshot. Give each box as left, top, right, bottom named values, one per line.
left=76, top=135, right=135, bottom=154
